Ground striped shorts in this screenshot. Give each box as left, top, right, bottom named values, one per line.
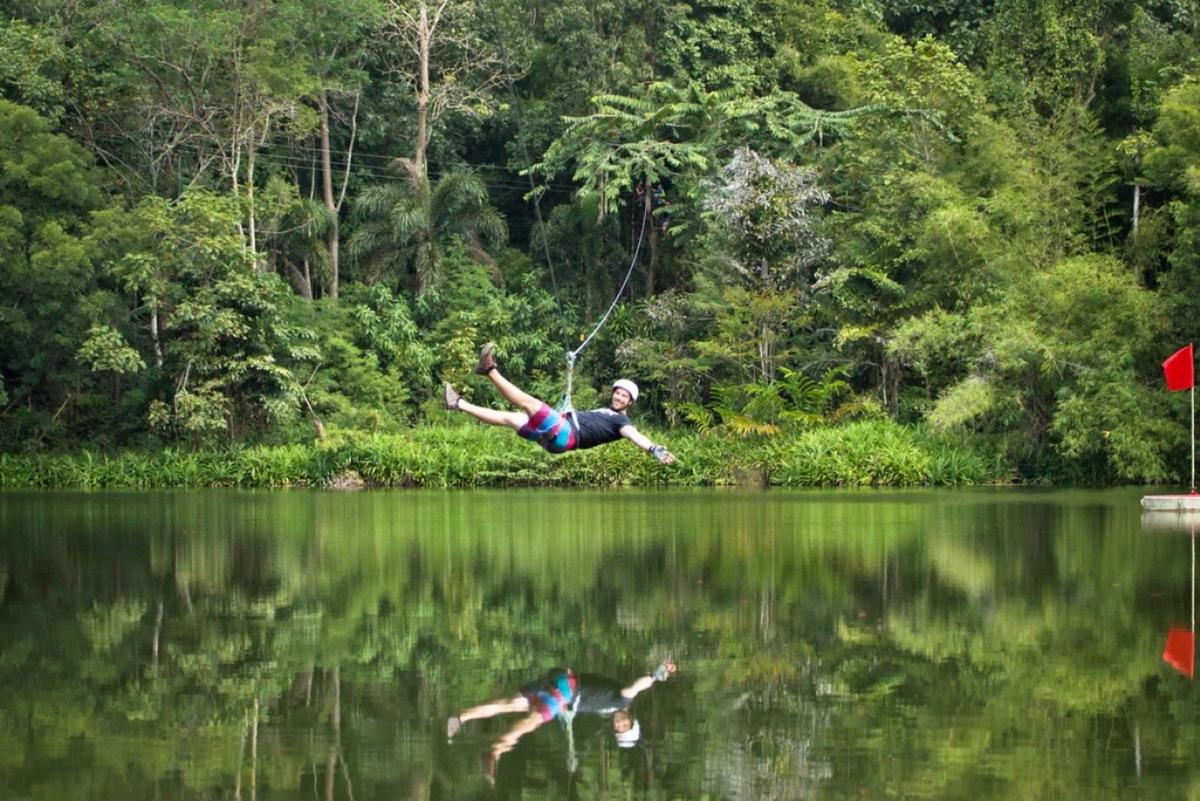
left=521, top=668, right=579, bottom=721
left=517, top=403, right=577, bottom=454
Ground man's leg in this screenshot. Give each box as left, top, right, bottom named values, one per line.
left=475, top=343, right=545, bottom=416
left=456, top=398, right=528, bottom=431
left=485, top=367, right=544, bottom=416
left=458, top=695, right=531, bottom=723
left=447, top=694, right=530, bottom=737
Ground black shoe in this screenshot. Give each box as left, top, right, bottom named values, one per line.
left=444, top=383, right=462, bottom=410
left=474, top=342, right=497, bottom=375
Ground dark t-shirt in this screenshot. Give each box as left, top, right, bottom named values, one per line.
left=572, top=408, right=631, bottom=449
left=574, top=673, right=633, bottom=715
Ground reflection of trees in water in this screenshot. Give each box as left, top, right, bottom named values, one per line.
left=0, top=490, right=1198, bottom=800
left=702, top=691, right=832, bottom=801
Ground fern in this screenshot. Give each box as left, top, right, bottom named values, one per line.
left=674, top=402, right=716, bottom=435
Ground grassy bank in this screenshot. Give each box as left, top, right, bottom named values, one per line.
left=0, top=420, right=1005, bottom=489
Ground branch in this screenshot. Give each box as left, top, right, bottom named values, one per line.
left=337, top=91, right=360, bottom=211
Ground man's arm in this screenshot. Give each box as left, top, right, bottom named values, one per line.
left=620, top=659, right=677, bottom=699
left=619, top=425, right=676, bottom=464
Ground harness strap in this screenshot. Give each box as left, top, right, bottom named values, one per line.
left=554, top=350, right=577, bottom=417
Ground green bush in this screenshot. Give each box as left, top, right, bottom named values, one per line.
left=766, top=420, right=996, bottom=486
left=0, top=421, right=1001, bottom=489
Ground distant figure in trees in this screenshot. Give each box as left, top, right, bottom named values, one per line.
left=446, top=660, right=677, bottom=779
left=443, top=342, right=675, bottom=464
left=634, top=181, right=671, bottom=234
left=651, top=184, right=671, bottom=233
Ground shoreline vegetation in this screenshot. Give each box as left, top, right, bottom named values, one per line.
left=0, top=420, right=1006, bottom=489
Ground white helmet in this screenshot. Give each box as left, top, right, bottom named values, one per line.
left=614, top=718, right=641, bottom=747
left=612, top=379, right=639, bottom=403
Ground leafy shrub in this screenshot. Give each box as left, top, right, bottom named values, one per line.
left=0, top=421, right=1000, bottom=489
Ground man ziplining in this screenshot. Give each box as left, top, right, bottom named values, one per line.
left=443, top=343, right=676, bottom=464
left=445, top=660, right=678, bottom=780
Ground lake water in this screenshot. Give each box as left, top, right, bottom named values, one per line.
left=0, top=488, right=1196, bottom=800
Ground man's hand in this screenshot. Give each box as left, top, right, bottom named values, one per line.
left=649, top=444, right=676, bottom=464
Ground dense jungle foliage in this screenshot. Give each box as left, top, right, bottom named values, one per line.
left=3, top=0, right=1200, bottom=484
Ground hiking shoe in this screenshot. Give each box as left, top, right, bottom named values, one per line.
left=474, top=342, right=497, bottom=375
left=443, top=383, right=462, bottom=410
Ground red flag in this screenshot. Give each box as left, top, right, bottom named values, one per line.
left=1163, top=344, right=1195, bottom=391
left=1163, top=627, right=1195, bottom=678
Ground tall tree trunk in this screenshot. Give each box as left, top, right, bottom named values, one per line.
left=1132, top=183, right=1141, bottom=235
left=760, top=321, right=772, bottom=383
left=150, top=304, right=163, bottom=368
left=319, top=93, right=340, bottom=300
left=251, top=698, right=259, bottom=801
left=300, top=368, right=327, bottom=440
left=151, top=600, right=163, bottom=670
left=879, top=341, right=901, bottom=417
left=291, top=260, right=313, bottom=300
left=324, top=666, right=341, bottom=801
left=246, top=139, right=259, bottom=266
left=231, top=144, right=246, bottom=241
left=415, top=3, right=430, bottom=181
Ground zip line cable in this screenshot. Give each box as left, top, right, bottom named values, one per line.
left=87, top=135, right=579, bottom=193
left=574, top=203, right=648, bottom=360
left=480, top=10, right=649, bottom=411
left=555, top=203, right=649, bottom=416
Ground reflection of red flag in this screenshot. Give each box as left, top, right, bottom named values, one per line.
left=1163, top=344, right=1195, bottom=391
left=1163, top=627, right=1194, bottom=678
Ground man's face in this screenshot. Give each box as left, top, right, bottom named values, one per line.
left=610, top=387, right=633, bottom=411
left=612, top=710, right=633, bottom=732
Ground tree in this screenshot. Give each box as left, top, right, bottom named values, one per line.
left=0, top=100, right=106, bottom=448
left=293, top=0, right=384, bottom=300
left=538, top=83, right=723, bottom=297
left=90, top=190, right=313, bottom=442
left=892, top=254, right=1171, bottom=481
left=982, top=0, right=1129, bottom=116
left=699, top=148, right=830, bottom=384
left=76, top=0, right=320, bottom=248
left=541, top=79, right=875, bottom=298
left=0, top=18, right=70, bottom=123
left=817, top=35, right=995, bottom=413
left=77, top=324, right=145, bottom=402
left=381, top=0, right=508, bottom=181
left=253, top=176, right=334, bottom=301
left=346, top=164, right=506, bottom=295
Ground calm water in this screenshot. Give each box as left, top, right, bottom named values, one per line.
left=0, top=488, right=1197, bottom=800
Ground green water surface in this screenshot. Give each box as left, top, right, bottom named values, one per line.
left=0, top=488, right=1196, bottom=800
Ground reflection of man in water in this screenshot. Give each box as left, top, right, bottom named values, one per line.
left=446, top=660, right=676, bottom=777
